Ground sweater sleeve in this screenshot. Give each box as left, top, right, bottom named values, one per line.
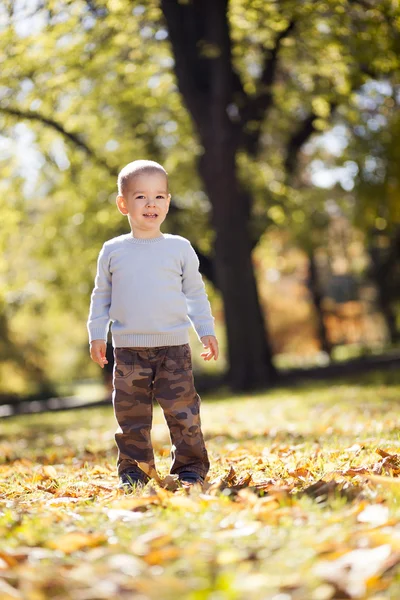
left=182, top=242, right=215, bottom=341
left=87, top=245, right=112, bottom=343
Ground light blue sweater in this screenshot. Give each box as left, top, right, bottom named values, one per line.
left=87, top=233, right=215, bottom=347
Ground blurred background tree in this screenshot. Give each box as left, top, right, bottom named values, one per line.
left=0, top=0, right=399, bottom=396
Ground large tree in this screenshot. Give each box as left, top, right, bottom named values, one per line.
left=159, top=0, right=399, bottom=387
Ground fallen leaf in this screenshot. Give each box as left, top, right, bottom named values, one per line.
left=104, top=508, right=148, bottom=522
left=137, top=462, right=179, bottom=490
left=361, top=474, right=400, bottom=487
left=357, top=504, right=389, bottom=527
left=42, top=465, right=58, bottom=479
left=288, top=467, right=313, bottom=480
left=364, top=530, right=400, bottom=552
left=132, top=531, right=173, bottom=558
left=142, top=546, right=180, bottom=565
left=346, top=444, right=364, bottom=454
left=167, top=496, right=200, bottom=510
left=252, top=497, right=281, bottom=521
left=300, top=479, right=360, bottom=503
left=340, top=466, right=371, bottom=477
left=0, top=579, right=22, bottom=599
left=314, top=545, right=397, bottom=598
left=376, top=448, right=400, bottom=464
left=46, top=497, right=81, bottom=506
left=46, top=532, right=106, bottom=553
left=0, top=550, right=28, bottom=568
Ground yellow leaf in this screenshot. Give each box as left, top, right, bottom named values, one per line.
left=362, top=474, right=400, bottom=487
left=0, top=578, right=23, bottom=599
left=288, top=467, right=313, bottom=480
left=42, top=465, right=57, bottom=479
left=142, top=546, right=180, bottom=565
left=167, top=496, right=199, bottom=510
left=134, top=531, right=172, bottom=551
left=46, top=532, right=106, bottom=553
left=0, top=551, right=19, bottom=568
left=253, top=498, right=281, bottom=521
left=366, top=530, right=400, bottom=551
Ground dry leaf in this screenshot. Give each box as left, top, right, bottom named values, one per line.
left=46, top=497, right=81, bottom=506
left=357, top=504, right=389, bottom=527
left=340, top=466, right=371, bottom=477
left=376, top=448, right=400, bottom=463
left=132, top=531, right=173, bottom=558
left=365, top=530, right=400, bottom=552
left=137, top=462, right=179, bottom=490
left=300, top=479, right=360, bottom=503
left=167, top=496, right=200, bottom=510
left=0, top=550, right=28, bottom=568
left=289, top=467, right=313, bottom=480
left=46, top=532, right=106, bottom=553
left=253, top=497, right=281, bottom=520
left=104, top=508, right=148, bottom=522
left=314, top=545, right=396, bottom=598
left=142, top=546, right=180, bottom=565
left=42, top=465, right=58, bottom=479
left=362, top=473, right=400, bottom=487
left=0, top=579, right=23, bottom=599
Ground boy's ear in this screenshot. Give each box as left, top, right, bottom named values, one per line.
left=116, top=195, right=128, bottom=215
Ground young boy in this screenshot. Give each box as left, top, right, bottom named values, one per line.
left=87, top=159, right=219, bottom=491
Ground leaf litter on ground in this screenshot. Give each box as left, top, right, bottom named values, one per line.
left=1, top=370, right=400, bottom=598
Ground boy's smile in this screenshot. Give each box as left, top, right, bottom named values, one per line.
left=116, top=172, right=171, bottom=238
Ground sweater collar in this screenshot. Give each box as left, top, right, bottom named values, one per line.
left=126, top=233, right=166, bottom=244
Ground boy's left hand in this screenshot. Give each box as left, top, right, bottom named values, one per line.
left=200, top=335, right=219, bottom=361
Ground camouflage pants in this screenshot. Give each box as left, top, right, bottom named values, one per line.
left=112, top=344, right=210, bottom=480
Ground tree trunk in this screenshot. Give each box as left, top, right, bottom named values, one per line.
left=306, top=250, right=332, bottom=357
left=198, top=148, right=277, bottom=390
left=376, top=286, right=399, bottom=344
left=367, top=227, right=400, bottom=344
left=161, top=0, right=278, bottom=389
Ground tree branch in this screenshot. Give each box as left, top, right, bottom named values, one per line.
left=284, top=102, right=337, bottom=177
left=0, top=106, right=118, bottom=176
left=240, top=20, right=295, bottom=156
left=284, top=113, right=316, bottom=176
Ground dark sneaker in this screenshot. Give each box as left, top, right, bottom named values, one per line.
left=118, top=469, right=148, bottom=491
left=178, top=471, right=204, bottom=486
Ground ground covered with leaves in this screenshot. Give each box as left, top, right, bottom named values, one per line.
left=1, top=368, right=400, bottom=600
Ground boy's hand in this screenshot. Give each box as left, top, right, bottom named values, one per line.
left=90, top=340, right=108, bottom=369
left=200, top=335, right=219, bottom=361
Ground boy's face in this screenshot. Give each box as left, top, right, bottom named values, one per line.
left=116, top=172, right=171, bottom=237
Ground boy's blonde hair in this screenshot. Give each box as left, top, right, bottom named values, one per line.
left=117, top=160, right=168, bottom=197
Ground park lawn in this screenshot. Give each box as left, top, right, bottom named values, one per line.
left=1, top=369, right=400, bottom=599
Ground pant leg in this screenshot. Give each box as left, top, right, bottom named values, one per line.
left=153, top=344, right=210, bottom=480
left=112, top=347, right=155, bottom=477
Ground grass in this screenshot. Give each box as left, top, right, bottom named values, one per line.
left=1, top=368, right=400, bottom=599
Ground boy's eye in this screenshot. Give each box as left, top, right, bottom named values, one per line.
left=135, top=195, right=165, bottom=199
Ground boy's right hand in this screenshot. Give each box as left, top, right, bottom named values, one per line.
left=90, top=340, right=109, bottom=368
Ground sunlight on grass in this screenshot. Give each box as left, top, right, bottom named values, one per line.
left=1, top=368, right=400, bottom=599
